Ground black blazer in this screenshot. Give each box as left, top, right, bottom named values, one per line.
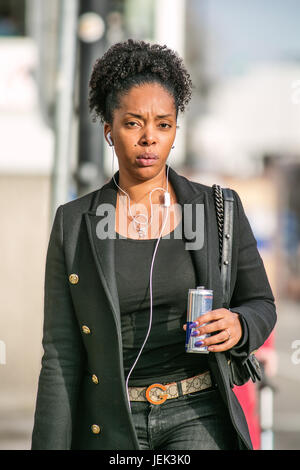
left=31, top=166, right=277, bottom=450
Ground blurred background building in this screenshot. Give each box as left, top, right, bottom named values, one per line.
left=0, top=0, right=300, bottom=449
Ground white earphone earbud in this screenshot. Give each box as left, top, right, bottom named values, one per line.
left=107, top=132, right=113, bottom=146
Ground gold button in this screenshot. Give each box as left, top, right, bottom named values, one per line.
left=69, top=273, right=79, bottom=284
left=92, top=374, right=99, bottom=384
left=91, top=424, right=101, bottom=434
left=82, top=325, right=91, bottom=335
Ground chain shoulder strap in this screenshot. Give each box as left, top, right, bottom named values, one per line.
left=212, top=184, right=234, bottom=307
left=212, top=184, right=224, bottom=269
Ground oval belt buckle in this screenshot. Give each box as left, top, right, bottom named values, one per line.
left=146, top=383, right=168, bottom=405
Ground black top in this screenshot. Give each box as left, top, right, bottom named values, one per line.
left=114, top=221, right=210, bottom=386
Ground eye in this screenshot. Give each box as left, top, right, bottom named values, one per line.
left=159, top=123, right=172, bottom=129
left=126, top=121, right=139, bottom=127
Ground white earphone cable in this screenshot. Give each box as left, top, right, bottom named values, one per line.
left=125, top=203, right=169, bottom=409
left=110, top=144, right=172, bottom=409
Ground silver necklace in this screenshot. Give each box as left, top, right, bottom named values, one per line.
left=118, top=189, right=169, bottom=239
left=119, top=193, right=153, bottom=238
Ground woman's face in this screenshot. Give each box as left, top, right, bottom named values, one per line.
left=104, top=82, right=177, bottom=182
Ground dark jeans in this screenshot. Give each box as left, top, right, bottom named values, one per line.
left=130, top=387, right=239, bottom=450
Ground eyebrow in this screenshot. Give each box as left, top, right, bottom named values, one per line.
left=124, top=112, right=174, bottom=119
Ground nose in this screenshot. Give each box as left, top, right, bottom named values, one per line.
left=139, top=126, right=157, bottom=147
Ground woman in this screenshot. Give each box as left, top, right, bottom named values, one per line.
left=31, top=39, right=277, bottom=450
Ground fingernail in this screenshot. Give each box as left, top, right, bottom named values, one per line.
left=194, top=341, right=204, bottom=346
left=191, top=322, right=198, bottom=328
left=191, top=330, right=199, bottom=337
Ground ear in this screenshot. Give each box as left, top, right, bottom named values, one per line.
left=104, top=123, right=113, bottom=146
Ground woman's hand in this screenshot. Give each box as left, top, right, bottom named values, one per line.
left=183, top=308, right=243, bottom=352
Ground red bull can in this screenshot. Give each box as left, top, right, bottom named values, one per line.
left=185, top=286, right=213, bottom=354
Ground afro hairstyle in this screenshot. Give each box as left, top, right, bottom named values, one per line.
left=88, top=38, right=193, bottom=124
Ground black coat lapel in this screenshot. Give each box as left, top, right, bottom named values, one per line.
left=84, top=183, right=120, bottom=329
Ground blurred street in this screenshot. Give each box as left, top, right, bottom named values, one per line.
left=0, top=298, right=299, bottom=450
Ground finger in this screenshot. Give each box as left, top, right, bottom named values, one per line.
left=195, top=309, right=225, bottom=326
left=196, top=319, right=227, bottom=336
left=182, top=308, right=229, bottom=331
left=182, top=321, right=198, bottom=331
left=203, top=330, right=231, bottom=346
left=207, top=340, right=233, bottom=352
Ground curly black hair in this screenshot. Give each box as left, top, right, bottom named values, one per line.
left=89, top=39, right=193, bottom=124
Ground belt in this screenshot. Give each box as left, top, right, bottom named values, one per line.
left=128, top=370, right=212, bottom=405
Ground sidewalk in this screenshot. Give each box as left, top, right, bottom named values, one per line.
left=0, top=410, right=33, bottom=450
left=272, top=299, right=300, bottom=449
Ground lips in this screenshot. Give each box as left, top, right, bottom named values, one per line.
left=137, top=153, right=158, bottom=160
left=136, top=153, right=159, bottom=167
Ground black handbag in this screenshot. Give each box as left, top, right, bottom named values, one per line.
left=212, top=184, right=262, bottom=387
